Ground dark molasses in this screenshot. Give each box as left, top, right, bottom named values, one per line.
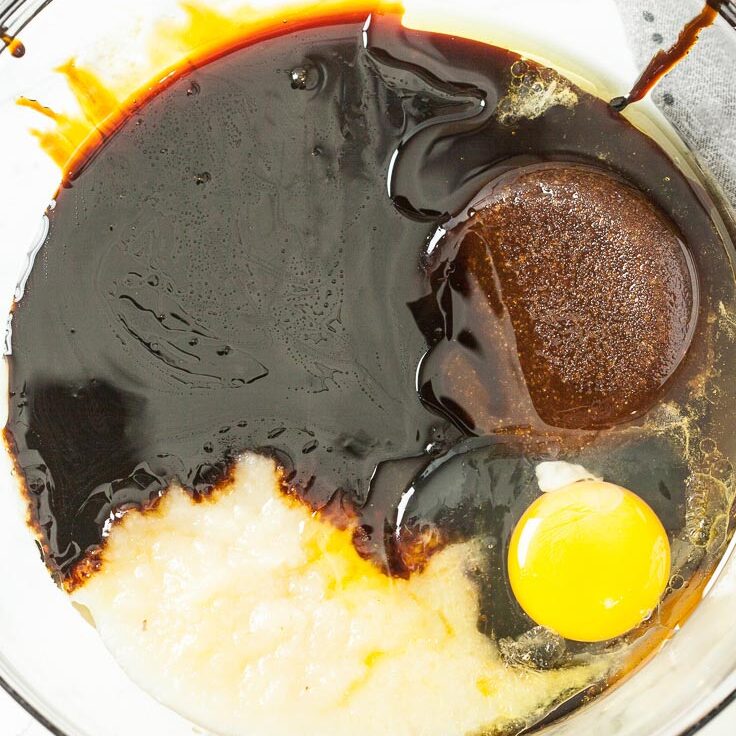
left=3, top=11, right=730, bottom=590
left=611, top=0, right=725, bottom=111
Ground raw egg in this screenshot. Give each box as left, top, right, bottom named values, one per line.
left=508, top=480, right=671, bottom=642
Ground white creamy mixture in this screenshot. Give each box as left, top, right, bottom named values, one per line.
left=73, top=454, right=608, bottom=736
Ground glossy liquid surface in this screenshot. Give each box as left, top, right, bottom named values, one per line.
left=4, top=12, right=734, bottom=631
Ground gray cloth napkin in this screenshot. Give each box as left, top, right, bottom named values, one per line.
left=615, top=0, right=736, bottom=208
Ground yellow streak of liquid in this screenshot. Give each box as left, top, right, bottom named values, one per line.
left=18, top=61, right=115, bottom=170
left=17, top=0, right=398, bottom=177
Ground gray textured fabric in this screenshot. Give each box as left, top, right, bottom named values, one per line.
left=615, top=0, right=736, bottom=208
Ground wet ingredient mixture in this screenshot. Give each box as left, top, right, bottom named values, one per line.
left=4, top=7, right=736, bottom=736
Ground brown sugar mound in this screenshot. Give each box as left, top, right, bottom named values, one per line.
left=466, top=164, right=697, bottom=428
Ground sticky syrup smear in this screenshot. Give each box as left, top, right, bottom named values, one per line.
left=610, top=0, right=724, bottom=111
left=16, top=0, right=394, bottom=179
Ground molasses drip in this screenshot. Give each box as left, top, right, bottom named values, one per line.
left=0, top=31, right=25, bottom=58
left=610, top=0, right=724, bottom=111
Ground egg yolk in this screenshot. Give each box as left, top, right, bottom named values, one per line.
left=507, top=480, right=671, bottom=642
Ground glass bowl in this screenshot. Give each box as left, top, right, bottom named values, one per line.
left=0, top=1, right=734, bottom=735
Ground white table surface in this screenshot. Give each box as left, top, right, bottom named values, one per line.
left=1, top=685, right=734, bottom=736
